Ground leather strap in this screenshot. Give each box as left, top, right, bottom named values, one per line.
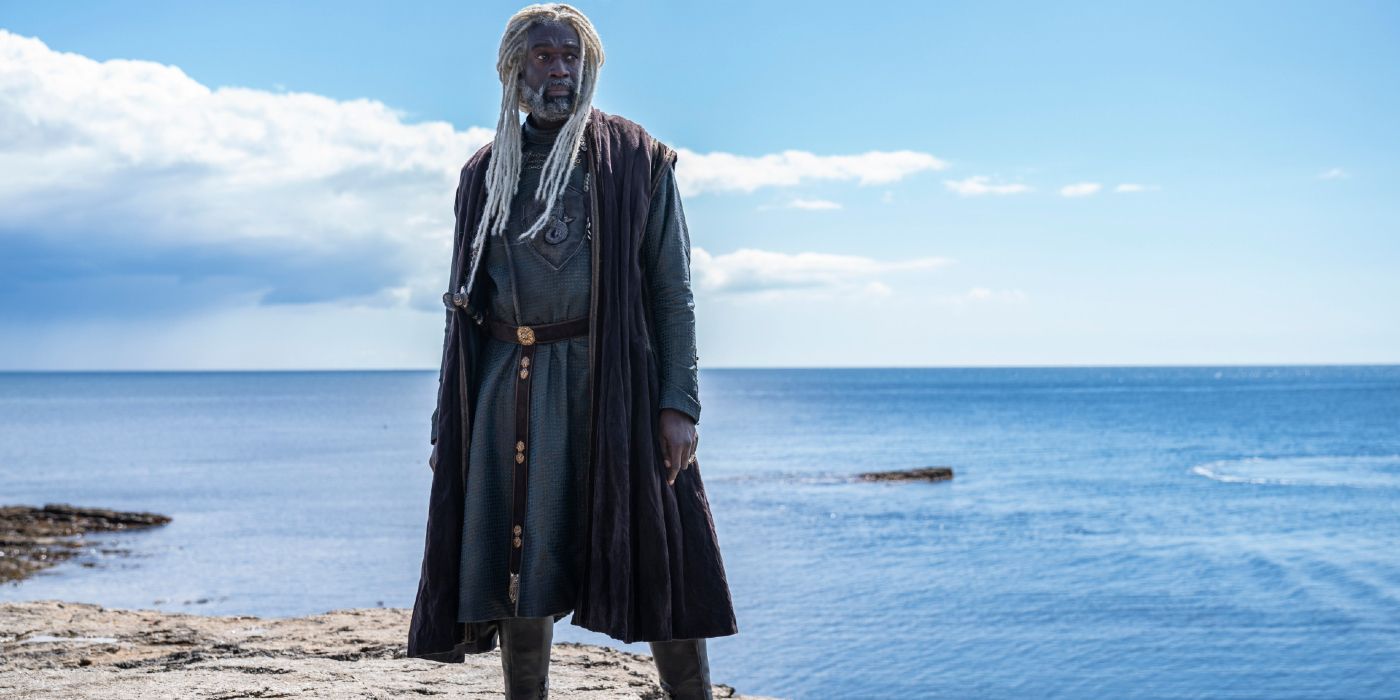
left=486, top=313, right=589, bottom=346
left=500, top=313, right=588, bottom=609
left=507, top=341, right=534, bottom=608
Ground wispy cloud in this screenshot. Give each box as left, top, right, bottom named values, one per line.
left=1114, top=183, right=1160, bottom=193
left=676, top=148, right=947, bottom=196
left=1318, top=167, right=1349, bottom=180
left=785, top=198, right=842, bottom=211
left=692, top=246, right=951, bottom=298
left=1059, top=182, right=1102, bottom=197
left=948, top=287, right=1027, bottom=304
left=943, top=176, right=1032, bottom=197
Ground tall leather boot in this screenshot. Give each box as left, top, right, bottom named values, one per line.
left=498, top=615, right=554, bottom=699
left=648, top=637, right=712, bottom=700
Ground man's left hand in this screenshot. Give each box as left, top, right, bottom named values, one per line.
left=658, top=408, right=698, bottom=487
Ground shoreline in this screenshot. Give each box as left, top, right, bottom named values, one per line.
left=0, top=505, right=776, bottom=698
left=0, top=600, right=777, bottom=699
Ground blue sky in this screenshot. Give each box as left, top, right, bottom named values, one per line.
left=1, top=0, right=1396, bottom=369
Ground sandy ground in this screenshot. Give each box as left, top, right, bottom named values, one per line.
left=0, top=600, right=776, bottom=699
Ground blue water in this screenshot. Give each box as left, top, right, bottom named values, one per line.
left=2, top=367, right=1399, bottom=698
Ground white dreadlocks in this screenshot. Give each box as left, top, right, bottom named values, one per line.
left=473, top=3, right=605, bottom=249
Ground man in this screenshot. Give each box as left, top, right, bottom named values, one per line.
left=406, top=4, right=738, bottom=699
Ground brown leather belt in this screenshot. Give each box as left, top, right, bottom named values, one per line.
left=485, top=314, right=589, bottom=347
left=492, top=312, right=589, bottom=609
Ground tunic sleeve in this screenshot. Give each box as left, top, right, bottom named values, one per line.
left=640, top=163, right=702, bottom=425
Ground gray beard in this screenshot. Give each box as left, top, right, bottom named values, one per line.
left=520, top=78, right=576, bottom=122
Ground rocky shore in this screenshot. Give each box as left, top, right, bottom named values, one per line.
left=0, top=505, right=775, bottom=699
left=0, top=600, right=774, bottom=699
left=1, top=504, right=171, bottom=583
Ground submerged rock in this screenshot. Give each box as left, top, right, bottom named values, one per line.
left=857, top=467, right=954, bottom=482
left=0, top=503, right=171, bottom=583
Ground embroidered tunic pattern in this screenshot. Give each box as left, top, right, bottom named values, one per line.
left=456, top=116, right=701, bottom=623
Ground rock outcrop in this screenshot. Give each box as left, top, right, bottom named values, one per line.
left=857, top=467, right=954, bottom=482
left=0, top=504, right=171, bottom=583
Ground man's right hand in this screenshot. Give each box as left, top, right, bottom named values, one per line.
left=428, top=442, right=439, bottom=473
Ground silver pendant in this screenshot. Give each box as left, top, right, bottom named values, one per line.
left=543, top=217, right=568, bottom=244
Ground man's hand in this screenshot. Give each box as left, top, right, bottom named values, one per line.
left=657, top=408, right=698, bottom=487
left=428, top=442, right=439, bottom=473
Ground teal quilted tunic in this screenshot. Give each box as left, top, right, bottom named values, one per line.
left=457, top=115, right=701, bottom=623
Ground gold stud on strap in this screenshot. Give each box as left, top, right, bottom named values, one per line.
left=516, top=326, right=536, bottom=345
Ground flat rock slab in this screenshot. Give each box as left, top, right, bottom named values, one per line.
left=0, top=600, right=779, bottom=699
left=857, top=467, right=954, bottom=482
left=1, top=504, right=171, bottom=583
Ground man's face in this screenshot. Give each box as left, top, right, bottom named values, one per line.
left=518, top=20, right=582, bottom=123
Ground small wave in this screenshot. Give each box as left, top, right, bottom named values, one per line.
left=1189, top=455, right=1400, bottom=489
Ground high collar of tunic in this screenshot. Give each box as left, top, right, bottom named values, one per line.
left=522, top=114, right=565, bottom=145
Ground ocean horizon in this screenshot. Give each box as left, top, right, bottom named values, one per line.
left=3, top=365, right=1399, bottom=698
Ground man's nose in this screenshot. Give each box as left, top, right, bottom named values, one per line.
left=548, top=57, right=571, bottom=79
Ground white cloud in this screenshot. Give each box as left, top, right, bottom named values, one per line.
left=1114, top=183, right=1160, bottom=193
left=1059, top=182, right=1102, bottom=197
left=1318, top=167, right=1349, bottom=180
left=691, top=246, right=951, bottom=298
left=676, top=147, right=946, bottom=196
left=942, top=176, right=1032, bottom=197
left=0, top=29, right=948, bottom=322
left=0, top=29, right=491, bottom=316
left=786, top=198, right=842, bottom=210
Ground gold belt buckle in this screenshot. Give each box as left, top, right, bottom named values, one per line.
left=516, top=325, right=536, bottom=345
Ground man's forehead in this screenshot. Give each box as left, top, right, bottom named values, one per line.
left=527, top=20, right=580, bottom=48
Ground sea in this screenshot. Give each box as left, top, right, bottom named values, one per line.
left=1, top=366, right=1398, bottom=699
